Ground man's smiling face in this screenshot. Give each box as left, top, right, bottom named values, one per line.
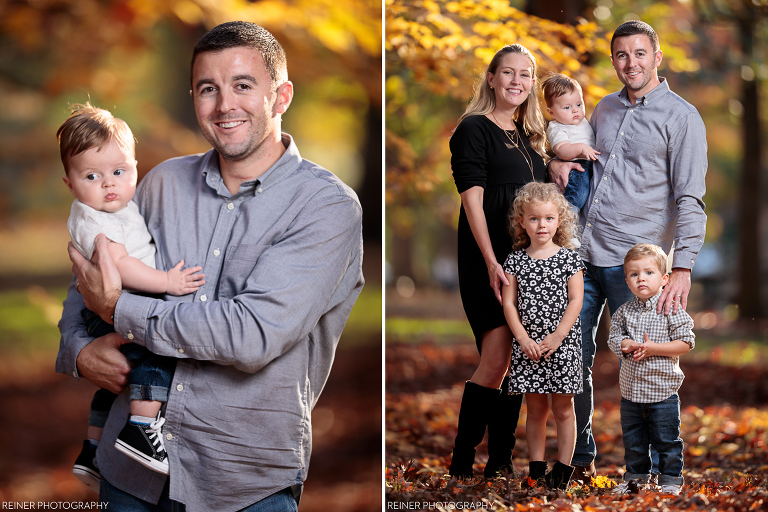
left=611, top=34, right=662, bottom=102
left=191, top=47, right=278, bottom=163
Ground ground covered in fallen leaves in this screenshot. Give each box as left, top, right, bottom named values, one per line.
left=386, top=341, right=768, bottom=511
left=0, top=343, right=381, bottom=511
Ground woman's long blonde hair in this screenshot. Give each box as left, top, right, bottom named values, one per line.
left=457, top=44, right=547, bottom=160
left=509, top=182, right=579, bottom=250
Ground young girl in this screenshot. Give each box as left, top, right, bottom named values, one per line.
left=501, top=182, right=585, bottom=490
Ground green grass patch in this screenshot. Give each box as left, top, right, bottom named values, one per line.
left=0, top=286, right=67, bottom=353
left=386, top=317, right=473, bottom=344
left=340, top=285, right=382, bottom=346
left=0, top=283, right=381, bottom=356
left=688, top=335, right=768, bottom=367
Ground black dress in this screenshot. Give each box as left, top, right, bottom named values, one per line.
left=450, top=115, right=546, bottom=352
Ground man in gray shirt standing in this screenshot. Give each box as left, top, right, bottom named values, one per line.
left=548, top=20, right=707, bottom=482
left=58, top=21, right=364, bottom=512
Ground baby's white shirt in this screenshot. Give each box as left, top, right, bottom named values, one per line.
left=68, top=199, right=156, bottom=269
left=546, top=118, right=596, bottom=150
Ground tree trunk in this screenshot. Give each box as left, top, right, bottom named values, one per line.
left=736, top=18, right=763, bottom=319
left=525, top=0, right=589, bottom=24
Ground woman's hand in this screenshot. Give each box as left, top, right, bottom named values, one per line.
left=487, top=260, right=510, bottom=304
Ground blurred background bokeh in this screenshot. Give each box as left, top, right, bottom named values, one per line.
left=0, top=1, right=382, bottom=510
left=385, top=0, right=768, bottom=338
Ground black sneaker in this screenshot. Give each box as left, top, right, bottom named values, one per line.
left=72, top=440, right=100, bottom=492
left=115, top=414, right=169, bottom=474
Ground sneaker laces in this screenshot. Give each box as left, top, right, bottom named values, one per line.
left=147, top=414, right=167, bottom=456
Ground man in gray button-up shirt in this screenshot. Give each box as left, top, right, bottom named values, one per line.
left=57, top=22, right=364, bottom=512
left=549, top=20, right=707, bottom=480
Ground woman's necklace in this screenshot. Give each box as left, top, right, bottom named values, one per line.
left=490, top=111, right=535, bottom=181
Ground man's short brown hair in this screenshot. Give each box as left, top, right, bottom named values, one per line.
left=57, top=102, right=135, bottom=174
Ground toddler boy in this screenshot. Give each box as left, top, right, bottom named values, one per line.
left=58, top=103, right=204, bottom=489
left=608, top=243, right=694, bottom=496
left=541, top=73, right=599, bottom=210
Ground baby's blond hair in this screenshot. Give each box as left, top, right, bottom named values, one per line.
left=508, top=182, right=578, bottom=250
left=624, top=243, right=668, bottom=275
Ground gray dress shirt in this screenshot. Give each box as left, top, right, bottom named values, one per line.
left=608, top=293, right=695, bottom=403
left=56, top=134, right=364, bottom=511
left=580, top=78, right=707, bottom=269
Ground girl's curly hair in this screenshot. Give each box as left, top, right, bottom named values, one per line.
left=508, top=182, right=579, bottom=251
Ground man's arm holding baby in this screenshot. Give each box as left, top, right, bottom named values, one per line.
left=56, top=237, right=132, bottom=392
left=104, top=240, right=204, bottom=295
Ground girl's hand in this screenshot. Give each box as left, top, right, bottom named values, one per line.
left=487, top=260, right=509, bottom=304
left=539, top=332, right=564, bottom=359
left=518, top=336, right=541, bottom=361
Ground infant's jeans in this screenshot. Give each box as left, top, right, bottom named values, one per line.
left=563, top=159, right=593, bottom=211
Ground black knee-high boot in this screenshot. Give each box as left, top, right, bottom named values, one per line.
left=448, top=381, right=501, bottom=478
left=484, top=376, right=523, bottom=478
left=545, top=461, right=575, bottom=490
left=523, top=461, right=548, bottom=488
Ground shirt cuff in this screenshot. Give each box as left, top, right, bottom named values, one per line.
left=55, top=333, right=93, bottom=380
left=671, top=250, right=697, bottom=270
left=113, top=292, right=153, bottom=346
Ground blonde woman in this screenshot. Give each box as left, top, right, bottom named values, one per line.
left=448, top=44, right=548, bottom=478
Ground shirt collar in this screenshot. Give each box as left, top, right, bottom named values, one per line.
left=634, top=291, right=663, bottom=310
left=618, top=76, right=669, bottom=107
left=200, top=133, right=302, bottom=196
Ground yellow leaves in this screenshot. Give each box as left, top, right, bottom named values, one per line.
left=591, top=475, right=616, bottom=489
left=388, top=0, right=613, bottom=106
left=170, top=0, right=206, bottom=25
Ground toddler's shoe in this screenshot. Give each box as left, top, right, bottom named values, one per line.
left=613, top=479, right=645, bottom=495
left=115, top=413, right=169, bottom=475
left=660, top=484, right=682, bottom=496
left=72, top=440, right=100, bottom=492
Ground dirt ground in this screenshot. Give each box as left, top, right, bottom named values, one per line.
left=0, top=342, right=381, bottom=511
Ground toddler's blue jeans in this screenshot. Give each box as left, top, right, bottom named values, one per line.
left=620, top=394, right=684, bottom=486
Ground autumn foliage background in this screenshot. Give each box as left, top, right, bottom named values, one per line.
left=0, top=1, right=381, bottom=510
left=385, top=0, right=768, bottom=510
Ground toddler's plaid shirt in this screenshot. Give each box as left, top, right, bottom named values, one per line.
left=608, top=292, right=695, bottom=403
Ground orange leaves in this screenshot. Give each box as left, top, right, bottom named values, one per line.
left=387, top=341, right=768, bottom=511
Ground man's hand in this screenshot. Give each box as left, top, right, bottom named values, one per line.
left=76, top=332, right=132, bottom=393
left=548, top=159, right=584, bottom=191
left=69, top=234, right=122, bottom=323
left=657, top=268, right=691, bottom=316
